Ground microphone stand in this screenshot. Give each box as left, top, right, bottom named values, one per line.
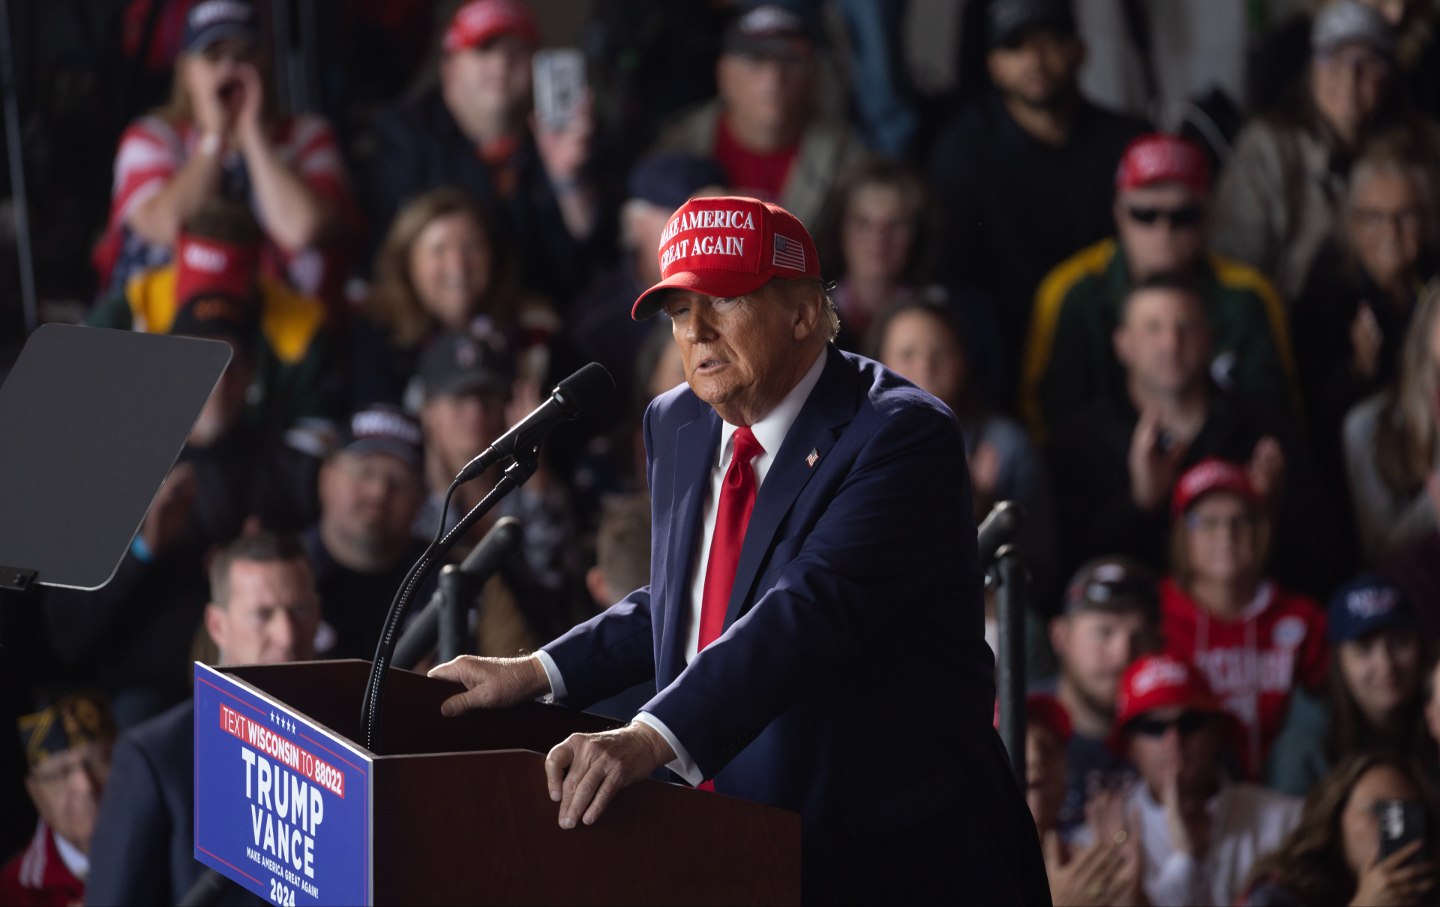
left=361, top=455, right=538, bottom=753
left=979, top=500, right=1028, bottom=788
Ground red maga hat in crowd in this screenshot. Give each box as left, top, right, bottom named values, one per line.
left=1170, top=457, right=1263, bottom=519
left=1108, top=652, right=1232, bottom=753
left=1115, top=133, right=1211, bottom=197
left=443, top=0, right=539, bottom=54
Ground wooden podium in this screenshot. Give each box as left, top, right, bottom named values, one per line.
left=193, top=660, right=800, bottom=906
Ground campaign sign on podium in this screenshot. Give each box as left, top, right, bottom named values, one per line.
left=194, top=663, right=370, bottom=906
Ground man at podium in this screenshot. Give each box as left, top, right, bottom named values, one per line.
left=431, top=197, right=1048, bottom=904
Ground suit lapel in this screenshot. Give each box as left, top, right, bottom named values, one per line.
left=658, top=408, right=721, bottom=682
left=724, top=347, right=856, bottom=629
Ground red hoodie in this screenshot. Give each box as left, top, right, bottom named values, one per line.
left=1161, top=577, right=1328, bottom=778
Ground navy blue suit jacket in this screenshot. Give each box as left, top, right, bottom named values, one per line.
left=87, top=700, right=261, bottom=907
left=544, top=347, right=1048, bottom=903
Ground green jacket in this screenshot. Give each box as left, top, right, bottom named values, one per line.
left=1021, top=238, right=1300, bottom=443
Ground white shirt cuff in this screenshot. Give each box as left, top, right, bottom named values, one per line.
left=532, top=650, right=566, bottom=703
left=633, top=712, right=704, bottom=786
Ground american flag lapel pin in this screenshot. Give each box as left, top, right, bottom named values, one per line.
left=806, top=448, right=819, bottom=468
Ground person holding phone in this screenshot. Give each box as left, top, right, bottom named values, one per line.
left=368, top=0, right=611, bottom=305
left=1239, top=752, right=1440, bottom=906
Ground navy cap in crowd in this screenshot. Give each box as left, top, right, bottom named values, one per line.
left=989, top=0, right=1076, bottom=49
left=627, top=151, right=729, bottom=211
left=343, top=405, right=423, bottom=470
left=184, top=0, right=260, bottom=54
left=1063, top=556, right=1158, bottom=617
left=1327, top=574, right=1416, bottom=643
left=417, top=331, right=514, bottom=400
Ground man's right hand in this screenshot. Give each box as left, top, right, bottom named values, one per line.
left=427, top=655, right=550, bottom=716
left=1128, top=408, right=1185, bottom=512
left=1350, top=841, right=1438, bottom=907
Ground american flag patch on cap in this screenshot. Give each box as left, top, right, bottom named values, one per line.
left=772, top=234, right=806, bottom=271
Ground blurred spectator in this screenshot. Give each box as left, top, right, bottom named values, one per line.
left=412, top=331, right=577, bottom=652
left=1239, top=752, right=1440, bottom=906
left=1427, top=649, right=1440, bottom=754
left=1293, top=137, right=1440, bottom=496
left=927, top=0, right=1147, bottom=408
left=1214, top=0, right=1440, bottom=301
left=1162, top=459, right=1330, bottom=780
left=583, top=0, right=728, bottom=167
left=352, top=186, right=560, bottom=411
left=654, top=3, right=866, bottom=230
left=88, top=198, right=339, bottom=448
left=1024, top=692, right=1145, bottom=907
left=95, top=0, right=358, bottom=316
left=579, top=492, right=656, bottom=722
left=1047, top=275, right=1317, bottom=582
left=47, top=263, right=318, bottom=728
left=1110, top=653, right=1302, bottom=906
left=819, top=157, right=1005, bottom=377
left=1343, top=280, right=1440, bottom=565
left=566, top=151, right=727, bottom=415
left=1038, top=555, right=1159, bottom=839
left=86, top=533, right=319, bottom=906
left=1023, top=133, right=1298, bottom=443
left=1254, top=0, right=1440, bottom=125
left=1022, top=693, right=1071, bottom=838
left=1267, top=575, right=1434, bottom=796
left=304, top=405, right=429, bottom=661
left=871, top=298, right=1056, bottom=597
left=0, top=694, right=115, bottom=907
left=568, top=322, right=686, bottom=535
left=367, top=0, right=609, bottom=303
left=822, top=157, right=932, bottom=345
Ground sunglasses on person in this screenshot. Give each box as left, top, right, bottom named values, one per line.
left=1127, top=711, right=1215, bottom=737
left=1125, top=205, right=1205, bottom=229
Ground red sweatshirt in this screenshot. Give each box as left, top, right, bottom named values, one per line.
left=1161, top=577, right=1328, bottom=778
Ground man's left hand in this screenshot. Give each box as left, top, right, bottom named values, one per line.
left=545, top=722, right=675, bottom=829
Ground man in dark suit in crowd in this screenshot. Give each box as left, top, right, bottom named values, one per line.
left=86, top=533, right=320, bottom=907
left=430, top=196, right=1048, bottom=903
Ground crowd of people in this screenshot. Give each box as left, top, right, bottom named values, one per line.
left=6, top=0, right=1440, bottom=903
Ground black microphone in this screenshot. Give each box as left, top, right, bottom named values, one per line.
left=455, top=363, right=614, bottom=483
left=394, top=517, right=523, bottom=668
left=977, top=500, right=1026, bottom=567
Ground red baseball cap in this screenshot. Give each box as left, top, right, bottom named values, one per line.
left=632, top=195, right=821, bottom=320
left=1028, top=693, right=1073, bottom=745
left=174, top=233, right=260, bottom=309
left=1170, top=457, right=1262, bottom=519
left=991, top=693, right=1074, bottom=745
left=1115, top=133, right=1211, bottom=197
left=443, top=0, right=539, bottom=53
left=1108, top=653, right=1229, bottom=753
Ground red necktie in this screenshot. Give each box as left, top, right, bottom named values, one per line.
left=695, top=427, right=763, bottom=792
left=698, top=426, right=764, bottom=650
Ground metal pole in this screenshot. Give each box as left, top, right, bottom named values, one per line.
left=0, top=0, right=38, bottom=336
left=994, top=544, right=1028, bottom=787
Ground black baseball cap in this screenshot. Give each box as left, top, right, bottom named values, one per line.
left=1063, top=556, right=1158, bottom=617
left=989, top=0, right=1076, bottom=49
left=416, top=331, right=514, bottom=400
